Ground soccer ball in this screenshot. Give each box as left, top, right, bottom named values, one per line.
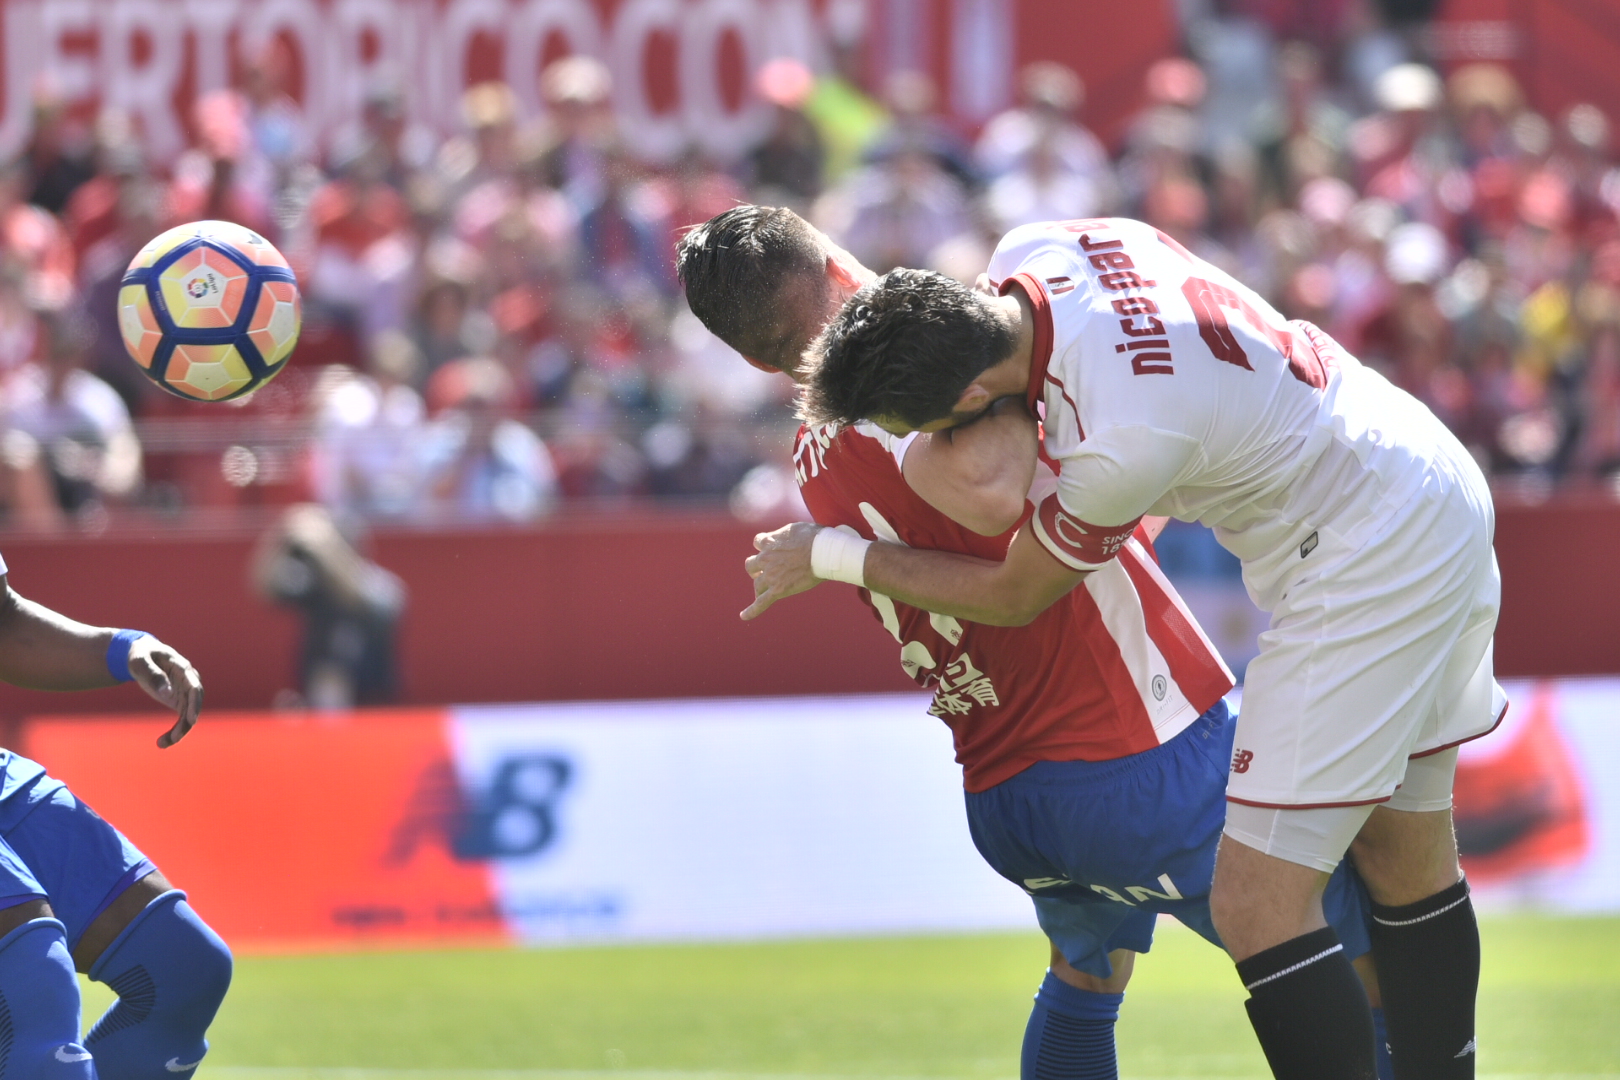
left=117, top=220, right=301, bottom=402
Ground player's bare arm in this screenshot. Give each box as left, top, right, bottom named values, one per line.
left=744, top=519, right=1086, bottom=625
left=902, top=396, right=1038, bottom=536
left=0, top=576, right=203, bottom=747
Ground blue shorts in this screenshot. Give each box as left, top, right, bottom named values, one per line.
left=0, top=757, right=155, bottom=951
left=965, top=700, right=1372, bottom=979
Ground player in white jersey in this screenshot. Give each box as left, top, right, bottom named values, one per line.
left=744, top=218, right=1501, bottom=1080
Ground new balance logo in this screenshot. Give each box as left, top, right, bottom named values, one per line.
left=1089, top=873, right=1185, bottom=906
left=1231, top=749, right=1254, bottom=773
left=1455, top=1038, right=1477, bottom=1058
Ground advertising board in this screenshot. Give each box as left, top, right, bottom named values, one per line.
left=22, top=677, right=1620, bottom=953
left=24, top=694, right=1030, bottom=951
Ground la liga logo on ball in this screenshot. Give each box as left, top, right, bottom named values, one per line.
left=118, top=220, right=301, bottom=402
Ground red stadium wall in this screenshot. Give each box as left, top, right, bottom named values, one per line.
left=0, top=511, right=911, bottom=718
left=0, top=496, right=1611, bottom=717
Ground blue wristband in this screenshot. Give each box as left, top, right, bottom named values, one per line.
left=105, top=630, right=147, bottom=683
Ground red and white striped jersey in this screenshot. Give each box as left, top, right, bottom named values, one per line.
left=794, top=421, right=1234, bottom=792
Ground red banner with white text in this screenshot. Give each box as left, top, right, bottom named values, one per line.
left=0, top=0, right=1178, bottom=163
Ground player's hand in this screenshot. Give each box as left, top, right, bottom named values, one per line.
left=127, top=636, right=205, bottom=748
left=742, top=522, right=824, bottom=620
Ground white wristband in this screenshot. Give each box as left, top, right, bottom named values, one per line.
left=811, top=527, right=872, bottom=586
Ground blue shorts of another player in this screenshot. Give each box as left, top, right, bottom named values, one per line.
left=965, top=699, right=1372, bottom=979
left=0, top=770, right=155, bottom=951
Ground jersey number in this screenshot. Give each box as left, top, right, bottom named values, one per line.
left=1179, top=277, right=1328, bottom=389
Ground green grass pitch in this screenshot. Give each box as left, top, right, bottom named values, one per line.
left=81, top=915, right=1620, bottom=1079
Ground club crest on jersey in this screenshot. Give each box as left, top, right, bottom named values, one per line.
left=1053, top=511, right=1090, bottom=547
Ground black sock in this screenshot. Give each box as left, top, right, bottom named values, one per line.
left=1236, top=927, right=1378, bottom=1080
left=1369, top=878, right=1479, bottom=1079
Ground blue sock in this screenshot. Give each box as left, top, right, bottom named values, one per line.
left=1020, top=970, right=1123, bottom=1080
left=0, top=916, right=95, bottom=1080
left=1372, top=1006, right=1393, bottom=1080
left=86, top=892, right=232, bottom=1080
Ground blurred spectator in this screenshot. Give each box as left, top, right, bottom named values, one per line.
left=977, top=63, right=1112, bottom=195
left=1118, top=58, right=1207, bottom=216
left=421, top=357, right=557, bottom=521
left=0, top=428, right=63, bottom=531
left=1357, top=221, right=1454, bottom=401
left=240, top=41, right=312, bottom=181
left=578, top=144, right=676, bottom=297
left=803, top=34, right=888, bottom=183
left=1144, top=173, right=1214, bottom=254
left=980, top=64, right=1116, bottom=232
left=864, top=71, right=978, bottom=191
left=408, top=239, right=493, bottom=380
left=533, top=57, right=615, bottom=214
left=1575, top=323, right=1620, bottom=478
left=305, top=162, right=416, bottom=341
left=72, top=155, right=169, bottom=413
left=747, top=59, right=826, bottom=206
left=816, top=94, right=974, bottom=277
left=651, top=151, right=749, bottom=270
left=1351, top=64, right=1456, bottom=231
left=25, top=89, right=95, bottom=216
left=167, top=90, right=275, bottom=235
left=250, top=503, right=406, bottom=709
left=1186, top=4, right=1279, bottom=156
left=1557, top=104, right=1620, bottom=244
left=978, top=131, right=1108, bottom=234
left=329, top=84, right=436, bottom=195
left=4, top=309, right=141, bottom=517
left=0, top=159, right=76, bottom=312
left=453, top=83, right=520, bottom=193
left=311, top=330, right=429, bottom=521
left=1254, top=42, right=1354, bottom=206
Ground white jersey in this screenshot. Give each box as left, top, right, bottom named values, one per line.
left=987, top=217, right=1471, bottom=610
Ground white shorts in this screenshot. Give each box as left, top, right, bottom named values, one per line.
left=1224, top=446, right=1506, bottom=868
left=1225, top=748, right=1461, bottom=872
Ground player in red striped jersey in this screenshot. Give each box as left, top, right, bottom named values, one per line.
left=677, top=206, right=1391, bottom=1080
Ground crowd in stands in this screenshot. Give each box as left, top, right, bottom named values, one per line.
left=0, top=8, right=1616, bottom=532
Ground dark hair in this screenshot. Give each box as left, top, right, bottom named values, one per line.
left=674, top=205, right=829, bottom=372
left=799, top=269, right=1016, bottom=428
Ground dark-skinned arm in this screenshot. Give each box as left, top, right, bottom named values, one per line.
left=902, top=397, right=1038, bottom=536
left=0, top=577, right=204, bottom=747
